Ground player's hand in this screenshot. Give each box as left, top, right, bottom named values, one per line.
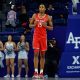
left=34, top=21, right=38, bottom=27
left=42, top=22, right=47, bottom=27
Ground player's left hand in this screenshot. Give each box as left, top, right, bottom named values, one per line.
left=42, top=22, right=47, bottom=27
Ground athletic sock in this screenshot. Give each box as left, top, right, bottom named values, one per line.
left=35, top=68, right=38, bottom=73
left=40, top=69, right=43, bottom=74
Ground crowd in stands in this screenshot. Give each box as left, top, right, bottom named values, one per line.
left=0, top=0, right=70, bottom=33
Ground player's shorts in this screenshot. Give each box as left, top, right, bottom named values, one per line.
left=33, top=36, right=47, bottom=51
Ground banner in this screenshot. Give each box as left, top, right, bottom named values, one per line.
left=59, top=15, right=80, bottom=77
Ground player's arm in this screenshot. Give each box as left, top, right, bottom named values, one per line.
left=25, top=42, right=29, bottom=52
left=0, top=41, right=4, bottom=51
left=29, top=14, right=37, bottom=28
left=47, top=15, right=53, bottom=30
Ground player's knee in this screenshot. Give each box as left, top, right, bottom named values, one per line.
left=40, top=54, right=45, bottom=58
left=34, top=53, right=38, bottom=58
left=34, top=49, right=39, bottom=57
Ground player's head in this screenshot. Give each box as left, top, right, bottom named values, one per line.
left=8, top=35, right=12, bottom=41
left=20, top=35, right=25, bottom=42
left=39, top=4, right=46, bottom=13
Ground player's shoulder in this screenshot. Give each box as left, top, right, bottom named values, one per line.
left=32, top=13, right=37, bottom=17
left=47, top=14, right=52, bottom=18
left=47, top=15, right=52, bottom=20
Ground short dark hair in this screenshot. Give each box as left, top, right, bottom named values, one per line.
left=39, top=3, right=46, bottom=8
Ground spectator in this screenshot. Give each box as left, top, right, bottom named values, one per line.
left=19, top=5, right=30, bottom=34
left=48, top=4, right=55, bottom=11
left=5, top=5, right=16, bottom=31
left=47, top=4, right=54, bottom=18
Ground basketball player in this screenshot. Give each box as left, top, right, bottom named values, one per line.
left=0, top=40, right=4, bottom=67
left=16, top=35, right=29, bottom=78
left=4, top=35, right=16, bottom=78
left=29, top=4, right=53, bottom=78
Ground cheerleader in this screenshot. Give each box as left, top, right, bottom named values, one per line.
left=16, top=35, right=29, bottom=77
left=0, top=40, right=4, bottom=67
left=4, top=35, right=16, bottom=78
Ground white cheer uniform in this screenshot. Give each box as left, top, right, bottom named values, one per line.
left=4, top=42, right=15, bottom=59
left=18, top=42, right=28, bottom=59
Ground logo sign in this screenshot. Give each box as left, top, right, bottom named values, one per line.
left=72, top=56, right=80, bottom=65
left=66, top=32, right=80, bottom=49
left=67, top=56, right=80, bottom=70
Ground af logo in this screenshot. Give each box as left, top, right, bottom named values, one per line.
left=66, top=32, right=80, bottom=49
left=72, top=56, right=80, bottom=65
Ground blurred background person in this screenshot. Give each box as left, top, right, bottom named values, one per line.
left=4, top=35, right=16, bottom=78
left=72, top=0, right=79, bottom=14
left=44, top=38, right=60, bottom=78
left=48, top=4, right=55, bottom=11
left=18, top=5, right=30, bottom=34
left=5, top=5, right=16, bottom=31
left=16, top=35, right=29, bottom=78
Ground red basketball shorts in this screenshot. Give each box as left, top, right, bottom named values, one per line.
left=33, top=36, right=47, bottom=51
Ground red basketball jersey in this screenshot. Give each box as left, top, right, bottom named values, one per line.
left=33, top=13, right=48, bottom=38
